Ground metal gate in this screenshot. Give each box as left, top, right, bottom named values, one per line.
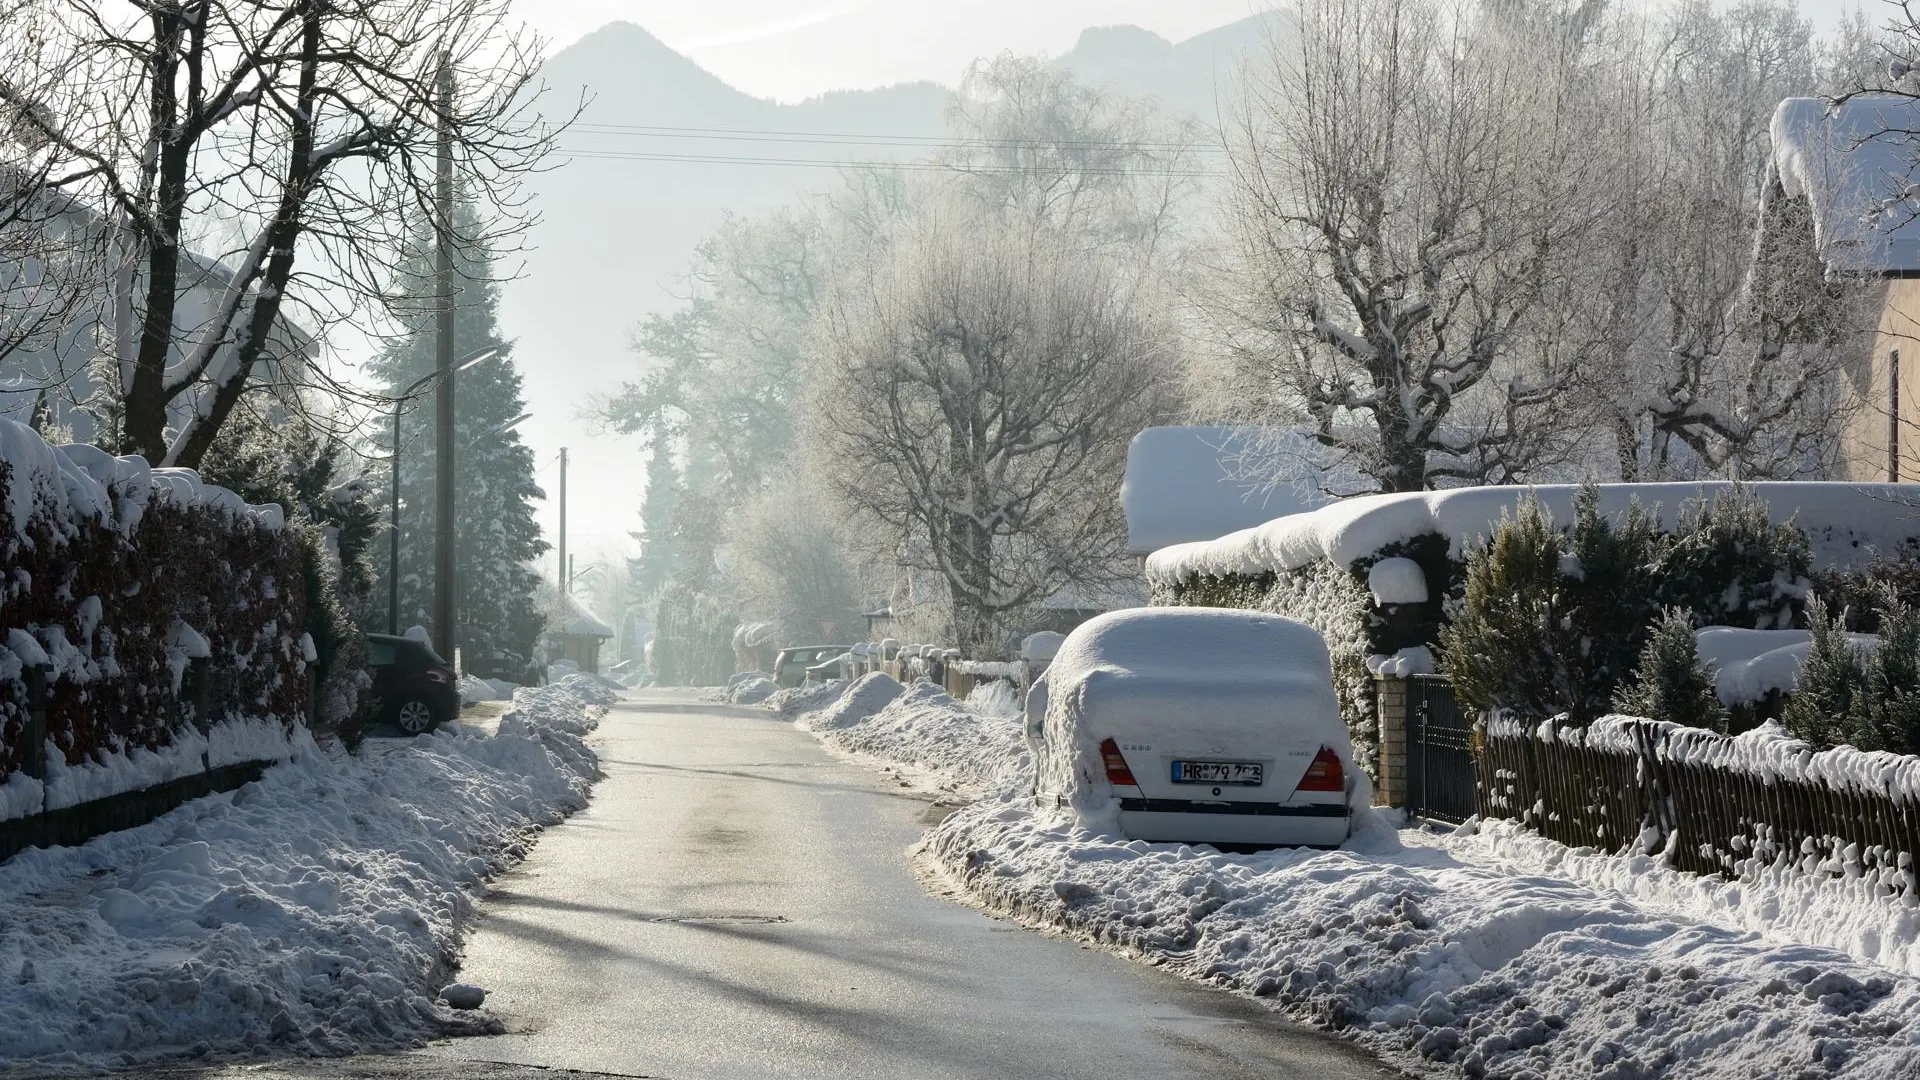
left=1407, top=675, right=1476, bottom=824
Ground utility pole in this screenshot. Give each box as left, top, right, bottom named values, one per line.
left=558, top=446, right=569, bottom=594
left=432, top=53, right=457, bottom=655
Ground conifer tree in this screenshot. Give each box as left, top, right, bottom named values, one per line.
left=1851, top=590, right=1920, bottom=754
left=1781, top=596, right=1863, bottom=749
left=365, top=200, right=547, bottom=677
left=1614, top=609, right=1727, bottom=732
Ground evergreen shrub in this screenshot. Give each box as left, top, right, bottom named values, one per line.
left=1613, top=609, right=1727, bottom=733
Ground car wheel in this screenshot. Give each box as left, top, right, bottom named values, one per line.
left=394, top=698, right=439, bottom=735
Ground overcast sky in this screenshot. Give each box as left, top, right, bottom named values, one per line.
left=508, top=0, right=1280, bottom=102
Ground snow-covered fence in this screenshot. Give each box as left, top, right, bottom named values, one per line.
left=1479, top=715, right=1920, bottom=894
left=0, top=421, right=315, bottom=852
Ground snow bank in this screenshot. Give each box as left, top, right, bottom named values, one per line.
left=761, top=679, right=847, bottom=718
left=927, top=805, right=1920, bottom=1080
left=789, top=676, right=1028, bottom=796
left=724, top=674, right=777, bottom=705
left=0, top=678, right=607, bottom=1071
left=1147, top=482, right=1920, bottom=584
left=797, top=672, right=904, bottom=732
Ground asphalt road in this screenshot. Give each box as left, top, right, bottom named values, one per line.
left=175, top=689, right=1402, bottom=1080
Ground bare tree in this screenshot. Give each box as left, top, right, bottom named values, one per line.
left=1213, top=0, right=1618, bottom=494
left=724, top=478, right=863, bottom=642
left=1592, top=0, right=1868, bottom=480
left=0, top=0, right=560, bottom=466
left=811, top=203, right=1174, bottom=651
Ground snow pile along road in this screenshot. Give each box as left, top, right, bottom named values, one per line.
left=790, top=677, right=1920, bottom=1079
left=788, top=678, right=1028, bottom=797
left=0, top=678, right=610, bottom=1074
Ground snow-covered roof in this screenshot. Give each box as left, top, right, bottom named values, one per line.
left=1120, top=426, right=1330, bottom=554
left=551, top=594, right=614, bottom=638
left=1771, top=94, right=1920, bottom=275
left=1146, top=482, right=1920, bottom=585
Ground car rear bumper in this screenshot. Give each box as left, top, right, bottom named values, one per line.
left=1116, top=799, right=1350, bottom=847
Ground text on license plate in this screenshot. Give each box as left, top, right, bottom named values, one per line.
left=1171, top=760, right=1263, bottom=785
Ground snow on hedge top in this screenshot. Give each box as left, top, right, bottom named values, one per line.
left=1120, top=426, right=1329, bottom=554
left=1146, top=481, right=1920, bottom=584
left=1771, top=94, right=1920, bottom=274
left=0, top=418, right=282, bottom=540
left=1694, top=626, right=1880, bottom=706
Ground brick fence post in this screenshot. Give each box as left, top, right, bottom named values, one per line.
left=1374, top=674, right=1409, bottom=808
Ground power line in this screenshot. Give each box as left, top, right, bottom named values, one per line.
left=555, top=148, right=1221, bottom=177
left=545, top=120, right=1217, bottom=154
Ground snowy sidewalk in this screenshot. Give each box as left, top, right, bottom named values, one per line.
left=0, top=674, right=617, bottom=1076
left=787, top=674, right=1920, bottom=1080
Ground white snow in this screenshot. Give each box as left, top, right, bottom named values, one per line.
left=1026, top=608, right=1360, bottom=823
left=1695, top=626, right=1881, bottom=705
left=1147, top=482, right=1920, bottom=584
left=1019, top=631, right=1066, bottom=662
left=1772, top=95, right=1920, bottom=274
left=1366, top=557, right=1429, bottom=605
left=724, top=674, right=777, bottom=704
left=785, top=662, right=1920, bottom=1080
left=1366, top=647, right=1437, bottom=678
left=0, top=678, right=607, bottom=1070
left=1120, top=426, right=1330, bottom=554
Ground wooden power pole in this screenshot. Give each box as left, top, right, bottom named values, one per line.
left=558, top=446, right=569, bottom=594
left=433, top=53, right=457, bottom=657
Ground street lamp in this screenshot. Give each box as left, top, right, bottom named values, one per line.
left=385, top=345, right=500, bottom=636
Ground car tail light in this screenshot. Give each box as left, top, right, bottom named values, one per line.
left=1295, top=747, right=1345, bottom=792
left=1098, top=738, right=1138, bottom=786
left=425, top=669, right=452, bottom=684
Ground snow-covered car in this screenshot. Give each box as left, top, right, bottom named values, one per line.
left=773, top=645, right=850, bottom=688
left=1025, top=608, right=1356, bottom=848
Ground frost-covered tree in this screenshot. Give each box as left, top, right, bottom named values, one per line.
left=811, top=204, right=1175, bottom=650
left=0, top=0, right=556, bottom=468
left=1212, top=0, right=1619, bottom=492
left=1781, top=596, right=1864, bottom=748
left=1613, top=608, right=1727, bottom=732
left=365, top=203, right=546, bottom=677
left=725, top=479, right=863, bottom=642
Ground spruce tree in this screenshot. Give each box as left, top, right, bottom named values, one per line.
left=365, top=199, right=547, bottom=678
left=1440, top=498, right=1577, bottom=719
left=1614, top=609, right=1727, bottom=732
left=1781, top=596, right=1863, bottom=749
left=1851, top=589, right=1920, bottom=754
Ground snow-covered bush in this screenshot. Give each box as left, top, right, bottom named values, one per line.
left=1653, top=487, right=1812, bottom=629
left=0, top=421, right=315, bottom=814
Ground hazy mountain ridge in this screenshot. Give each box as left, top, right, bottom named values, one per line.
left=499, top=14, right=1278, bottom=547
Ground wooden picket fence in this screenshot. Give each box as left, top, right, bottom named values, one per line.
left=1478, top=718, right=1920, bottom=895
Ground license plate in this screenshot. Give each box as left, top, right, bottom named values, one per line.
left=1171, top=760, right=1263, bottom=785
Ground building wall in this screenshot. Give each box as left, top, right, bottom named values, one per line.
left=1838, top=279, right=1920, bottom=482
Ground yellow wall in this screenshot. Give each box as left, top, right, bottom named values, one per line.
left=1839, top=279, right=1920, bottom=481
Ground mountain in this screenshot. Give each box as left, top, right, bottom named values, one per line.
left=495, top=16, right=1280, bottom=562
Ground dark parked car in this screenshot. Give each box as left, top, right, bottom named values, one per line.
left=367, top=633, right=459, bottom=734
left=804, top=652, right=851, bottom=684
left=772, top=645, right=850, bottom=688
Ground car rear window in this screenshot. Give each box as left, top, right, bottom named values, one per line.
left=367, top=640, right=397, bottom=666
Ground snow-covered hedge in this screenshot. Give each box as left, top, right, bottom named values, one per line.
left=0, top=421, right=314, bottom=820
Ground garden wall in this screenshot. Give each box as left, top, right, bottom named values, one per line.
left=0, top=420, right=314, bottom=829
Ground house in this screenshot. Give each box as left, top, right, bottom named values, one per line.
left=0, top=169, right=317, bottom=445
left=1768, top=94, right=1920, bottom=481
left=545, top=592, right=616, bottom=674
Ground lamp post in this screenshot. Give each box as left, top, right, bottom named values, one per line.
left=386, top=346, right=499, bottom=636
